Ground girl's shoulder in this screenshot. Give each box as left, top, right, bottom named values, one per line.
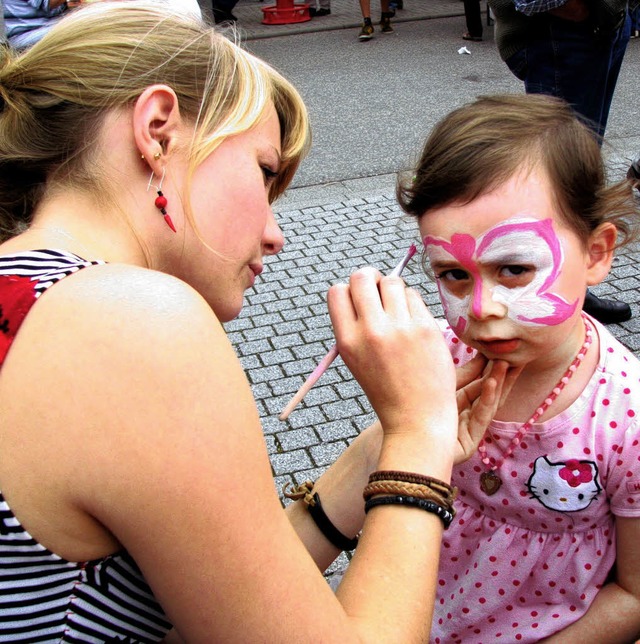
left=592, top=315, right=640, bottom=381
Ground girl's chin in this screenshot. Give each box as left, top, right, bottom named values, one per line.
left=472, top=344, right=526, bottom=369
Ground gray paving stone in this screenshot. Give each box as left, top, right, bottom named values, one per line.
left=277, top=427, right=321, bottom=451
left=248, top=365, right=286, bottom=384
left=261, top=348, right=296, bottom=367
left=239, top=355, right=262, bottom=370
left=270, top=449, right=314, bottom=476
left=310, top=441, right=351, bottom=468
left=316, top=419, right=360, bottom=442
left=238, top=338, right=272, bottom=356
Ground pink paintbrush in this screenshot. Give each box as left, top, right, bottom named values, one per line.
left=279, top=243, right=418, bottom=420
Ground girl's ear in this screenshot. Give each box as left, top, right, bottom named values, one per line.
left=585, top=222, right=617, bottom=286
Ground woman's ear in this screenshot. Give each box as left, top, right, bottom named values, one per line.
left=585, top=222, right=617, bottom=286
left=133, top=85, right=182, bottom=173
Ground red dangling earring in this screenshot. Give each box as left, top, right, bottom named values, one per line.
left=147, top=167, right=177, bottom=233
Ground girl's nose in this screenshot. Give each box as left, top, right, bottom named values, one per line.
left=469, top=279, right=507, bottom=320
left=263, top=207, right=284, bottom=256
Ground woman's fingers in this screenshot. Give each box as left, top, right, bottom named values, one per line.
left=327, top=268, right=456, bottom=436
left=455, top=353, right=488, bottom=390
left=454, top=360, right=524, bottom=464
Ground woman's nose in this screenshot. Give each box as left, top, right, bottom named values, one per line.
left=263, top=207, right=284, bottom=256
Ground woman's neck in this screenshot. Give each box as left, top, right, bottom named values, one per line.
left=0, top=190, right=149, bottom=267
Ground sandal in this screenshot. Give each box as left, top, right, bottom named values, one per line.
left=462, top=32, right=482, bottom=41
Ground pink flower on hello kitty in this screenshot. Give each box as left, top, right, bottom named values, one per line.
left=559, top=460, right=594, bottom=487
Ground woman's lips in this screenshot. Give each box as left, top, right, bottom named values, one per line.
left=248, top=263, right=263, bottom=287
left=477, top=338, right=520, bottom=354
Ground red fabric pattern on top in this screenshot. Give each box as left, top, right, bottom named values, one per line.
left=0, top=274, right=38, bottom=368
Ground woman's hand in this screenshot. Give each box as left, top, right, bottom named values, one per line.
left=455, top=357, right=522, bottom=464
left=328, top=267, right=457, bottom=445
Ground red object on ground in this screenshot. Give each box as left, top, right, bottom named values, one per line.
left=262, top=0, right=310, bottom=24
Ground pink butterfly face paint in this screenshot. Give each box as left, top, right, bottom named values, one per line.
left=424, top=217, right=578, bottom=336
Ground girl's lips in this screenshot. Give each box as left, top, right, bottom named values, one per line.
left=477, top=338, right=520, bottom=354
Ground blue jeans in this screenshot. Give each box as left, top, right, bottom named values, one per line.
left=506, top=12, right=631, bottom=138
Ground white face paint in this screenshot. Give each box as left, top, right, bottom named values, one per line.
left=424, top=217, right=578, bottom=336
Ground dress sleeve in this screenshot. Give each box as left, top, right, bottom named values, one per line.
left=607, top=418, right=640, bottom=518
left=437, top=319, right=478, bottom=366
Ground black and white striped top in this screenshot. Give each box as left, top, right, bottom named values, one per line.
left=0, top=250, right=172, bottom=643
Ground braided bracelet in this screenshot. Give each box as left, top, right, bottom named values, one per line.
left=363, top=480, right=448, bottom=506
left=368, top=470, right=457, bottom=507
left=283, top=481, right=359, bottom=551
left=364, top=494, right=454, bottom=529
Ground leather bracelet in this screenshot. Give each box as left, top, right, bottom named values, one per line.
left=363, top=480, right=448, bottom=506
left=282, top=481, right=358, bottom=551
left=368, top=470, right=457, bottom=507
left=364, top=494, right=454, bottom=529
left=308, top=492, right=359, bottom=551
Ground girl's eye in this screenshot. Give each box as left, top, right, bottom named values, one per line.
left=436, top=268, right=469, bottom=282
left=500, top=265, right=530, bottom=278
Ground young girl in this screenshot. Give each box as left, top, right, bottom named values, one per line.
left=398, top=94, right=640, bottom=643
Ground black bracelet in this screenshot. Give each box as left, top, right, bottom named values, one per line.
left=364, top=495, right=454, bottom=529
left=308, top=492, right=359, bottom=551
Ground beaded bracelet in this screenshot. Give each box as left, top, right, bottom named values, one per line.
left=364, top=494, right=454, bottom=529
left=283, top=481, right=359, bottom=551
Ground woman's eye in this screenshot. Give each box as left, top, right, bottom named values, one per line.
left=436, top=268, right=469, bottom=282
left=262, top=166, right=279, bottom=186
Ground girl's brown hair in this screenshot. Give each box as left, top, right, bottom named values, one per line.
left=398, top=94, right=638, bottom=247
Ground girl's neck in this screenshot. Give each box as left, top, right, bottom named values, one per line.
left=494, top=316, right=599, bottom=424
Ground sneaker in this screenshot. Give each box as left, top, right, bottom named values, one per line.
left=380, top=13, right=393, bottom=33
left=358, top=22, right=374, bottom=40
left=213, top=9, right=237, bottom=24
left=309, top=7, right=331, bottom=16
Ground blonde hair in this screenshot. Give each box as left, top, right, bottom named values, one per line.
left=0, top=1, right=310, bottom=241
left=398, top=94, right=639, bottom=248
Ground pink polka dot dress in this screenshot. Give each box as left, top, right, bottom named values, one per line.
left=432, top=316, right=640, bottom=644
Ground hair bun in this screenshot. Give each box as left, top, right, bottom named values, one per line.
left=0, top=47, right=16, bottom=112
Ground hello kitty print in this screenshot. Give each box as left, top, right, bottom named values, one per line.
left=430, top=317, right=640, bottom=644
left=527, top=456, right=602, bottom=512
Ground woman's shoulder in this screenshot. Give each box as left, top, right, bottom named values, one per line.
left=4, top=260, right=232, bottom=393
left=42, top=261, right=218, bottom=332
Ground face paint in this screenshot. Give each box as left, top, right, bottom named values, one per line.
left=424, top=217, right=578, bottom=332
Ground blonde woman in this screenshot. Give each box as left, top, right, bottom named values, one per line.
left=0, top=2, right=509, bottom=641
